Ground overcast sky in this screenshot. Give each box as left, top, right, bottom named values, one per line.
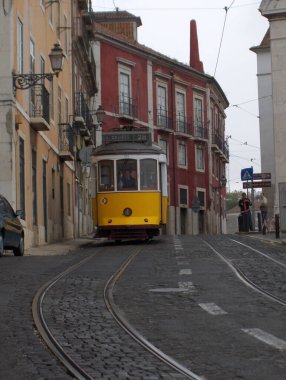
left=93, top=0, right=269, bottom=191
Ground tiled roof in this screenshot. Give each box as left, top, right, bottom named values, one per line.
left=92, top=11, right=142, bottom=26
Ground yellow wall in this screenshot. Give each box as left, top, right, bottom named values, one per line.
left=12, top=1, right=74, bottom=246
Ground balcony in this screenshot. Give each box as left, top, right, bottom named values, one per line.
left=194, top=122, right=208, bottom=140
left=29, top=85, right=50, bottom=131
left=156, top=108, right=172, bottom=130
left=176, top=114, right=191, bottom=135
left=59, top=123, right=74, bottom=161
left=74, top=92, right=93, bottom=134
left=75, top=19, right=90, bottom=56
left=118, top=96, right=138, bottom=120
left=222, top=140, right=229, bottom=162
left=212, top=133, right=229, bottom=162
left=212, top=133, right=222, bottom=152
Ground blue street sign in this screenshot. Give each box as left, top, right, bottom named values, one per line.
left=241, top=167, right=253, bottom=181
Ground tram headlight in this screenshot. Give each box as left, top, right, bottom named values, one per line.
left=123, top=207, right=132, bottom=217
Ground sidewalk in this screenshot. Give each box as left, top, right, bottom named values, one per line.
left=25, top=236, right=99, bottom=256
left=237, top=231, right=286, bottom=245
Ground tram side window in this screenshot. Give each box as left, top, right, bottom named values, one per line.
left=98, top=160, right=114, bottom=191
left=117, top=159, right=137, bottom=190
left=140, top=159, right=157, bottom=190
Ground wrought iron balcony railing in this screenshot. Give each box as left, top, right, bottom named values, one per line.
left=118, top=96, right=138, bottom=119
left=74, top=92, right=93, bottom=129
left=58, top=123, right=74, bottom=161
left=176, top=114, right=191, bottom=134
left=156, top=108, right=171, bottom=129
left=212, top=133, right=229, bottom=160
left=29, top=84, right=50, bottom=131
left=194, top=122, right=208, bottom=139
left=223, top=141, right=229, bottom=160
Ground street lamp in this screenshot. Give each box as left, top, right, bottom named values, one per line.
left=13, top=43, right=64, bottom=92
left=220, top=175, right=227, bottom=188
left=93, top=105, right=105, bottom=147
left=95, top=105, right=105, bottom=124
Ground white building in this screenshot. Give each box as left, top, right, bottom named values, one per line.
left=251, top=0, right=286, bottom=231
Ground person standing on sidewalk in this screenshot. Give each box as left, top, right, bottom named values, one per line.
left=259, top=192, right=268, bottom=223
left=259, top=192, right=268, bottom=234
left=238, top=192, right=253, bottom=231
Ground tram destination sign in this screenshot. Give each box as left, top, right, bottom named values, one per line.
left=253, top=172, right=271, bottom=180
left=243, top=181, right=271, bottom=189
left=103, top=131, right=152, bottom=145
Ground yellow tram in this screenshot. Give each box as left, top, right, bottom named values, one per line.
left=91, top=130, right=168, bottom=241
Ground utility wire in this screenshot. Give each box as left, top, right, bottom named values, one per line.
left=230, top=94, right=272, bottom=106
left=230, top=153, right=260, bottom=166
left=95, top=2, right=259, bottom=12
left=228, top=136, right=260, bottom=149
left=231, top=104, right=260, bottom=118
left=213, top=0, right=236, bottom=77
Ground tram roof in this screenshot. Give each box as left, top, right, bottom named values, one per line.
left=91, top=142, right=163, bottom=156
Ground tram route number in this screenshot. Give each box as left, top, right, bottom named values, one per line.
left=243, top=181, right=271, bottom=189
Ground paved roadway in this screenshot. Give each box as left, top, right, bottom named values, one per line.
left=0, top=234, right=286, bottom=379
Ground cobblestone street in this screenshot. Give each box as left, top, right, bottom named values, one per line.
left=0, top=234, right=286, bottom=379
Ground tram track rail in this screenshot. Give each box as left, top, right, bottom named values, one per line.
left=202, top=237, right=286, bottom=308
left=32, top=254, right=96, bottom=380
left=32, top=243, right=204, bottom=380
left=104, top=245, right=204, bottom=380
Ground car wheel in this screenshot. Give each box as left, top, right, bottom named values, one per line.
left=13, top=235, right=24, bottom=256
left=0, top=233, right=4, bottom=257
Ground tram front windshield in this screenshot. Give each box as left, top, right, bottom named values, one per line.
left=117, top=159, right=137, bottom=190
left=97, top=158, right=158, bottom=191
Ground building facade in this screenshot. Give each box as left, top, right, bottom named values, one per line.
left=0, top=0, right=97, bottom=249
left=91, top=11, right=229, bottom=235
left=0, top=3, right=229, bottom=249
left=252, top=0, right=286, bottom=231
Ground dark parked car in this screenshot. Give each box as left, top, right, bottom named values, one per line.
left=0, top=195, right=24, bottom=256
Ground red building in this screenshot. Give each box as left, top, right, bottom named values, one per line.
left=91, top=10, right=229, bottom=235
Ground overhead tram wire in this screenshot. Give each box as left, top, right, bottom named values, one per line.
left=228, top=94, right=272, bottom=118
left=230, top=94, right=272, bottom=106
left=228, top=136, right=260, bottom=149
left=231, top=105, right=260, bottom=118
left=213, top=0, right=236, bottom=77
left=95, top=2, right=260, bottom=12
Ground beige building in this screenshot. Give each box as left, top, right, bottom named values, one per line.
left=0, top=0, right=97, bottom=249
